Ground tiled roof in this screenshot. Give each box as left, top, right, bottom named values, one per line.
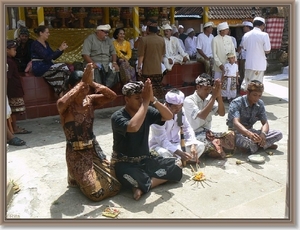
left=175, top=7, right=203, bottom=18
left=175, top=6, right=261, bottom=19
left=208, top=6, right=261, bottom=19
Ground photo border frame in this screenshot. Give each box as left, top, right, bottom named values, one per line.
left=1, top=0, right=297, bottom=228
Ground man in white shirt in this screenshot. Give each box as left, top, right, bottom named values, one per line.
left=149, top=89, right=205, bottom=163
left=240, top=17, right=271, bottom=88
left=237, top=21, right=253, bottom=92
left=211, top=22, right=236, bottom=80
left=184, top=28, right=197, bottom=59
left=196, top=21, right=214, bottom=77
left=183, top=74, right=235, bottom=159
left=162, top=24, right=190, bottom=71
left=172, top=26, right=186, bottom=52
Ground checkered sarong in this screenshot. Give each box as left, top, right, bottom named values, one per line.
left=265, top=17, right=285, bottom=50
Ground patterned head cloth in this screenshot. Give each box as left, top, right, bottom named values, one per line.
left=247, top=80, right=264, bottom=92
left=195, top=73, right=214, bottom=86
left=122, top=81, right=144, bottom=96
left=7, top=40, right=17, bottom=49
left=19, top=27, right=29, bottom=36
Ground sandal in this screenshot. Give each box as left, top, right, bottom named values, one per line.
left=7, top=137, right=26, bottom=146
left=14, top=128, right=32, bottom=134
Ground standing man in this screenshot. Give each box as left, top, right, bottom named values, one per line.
left=137, top=19, right=166, bottom=100
left=82, top=24, right=119, bottom=87
left=240, top=17, right=271, bottom=88
left=162, top=24, right=189, bottom=71
left=237, top=21, right=253, bottom=93
left=149, top=89, right=205, bottom=164
left=111, top=80, right=182, bottom=201
left=227, top=80, right=282, bottom=154
left=212, top=22, right=236, bottom=81
left=196, top=21, right=214, bottom=77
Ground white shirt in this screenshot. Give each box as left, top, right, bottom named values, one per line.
left=164, top=36, right=188, bottom=59
left=183, top=91, right=219, bottom=134
left=184, top=36, right=197, bottom=57
left=177, top=37, right=186, bottom=52
left=224, top=62, right=239, bottom=77
left=212, top=34, right=236, bottom=72
left=196, top=32, right=214, bottom=59
left=149, top=108, right=198, bottom=153
left=242, top=27, right=271, bottom=71
left=231, top=36, right=237, bottom=49
left=239, top=36, right=247, bottom=59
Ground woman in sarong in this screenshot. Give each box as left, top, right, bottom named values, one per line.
left=31, top=25, right=70, bottom=97
left=57, top=63, right=121, bottom=201
left=113, top=27, right=136, bottom=85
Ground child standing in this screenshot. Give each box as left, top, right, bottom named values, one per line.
left=221, top=53, right=239, bottom=103
left=7, top=40, right=32, bottom=134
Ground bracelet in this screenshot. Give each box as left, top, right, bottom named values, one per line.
left=137, top=67, right=142, bottom=69
left=112, top=62, right=117, bottom=64
left=152, top=97, right=158, bottom=105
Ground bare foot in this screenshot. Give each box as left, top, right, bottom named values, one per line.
left=132, top=187, right=143, bottom=201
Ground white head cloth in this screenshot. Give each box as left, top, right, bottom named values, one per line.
left=253, top=17, right=265, bottom=24
left=141, top=25, right=147, bottom=32
left=242, top=21, right=253, bottom=27
left=217, top=22, right=229, bottom=32
left=186, top=28, right=194, bottom=34
left=165, top=90, right=185, bottom=105
left=96, top=24, right=111, bottom=31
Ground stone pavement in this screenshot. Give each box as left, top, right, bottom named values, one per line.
left=5, top=78, right=289, bottom=223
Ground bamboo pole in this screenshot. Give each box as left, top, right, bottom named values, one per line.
left=37, top=7, right=44, bottom=25
left=169, top=7, right=175, bottom=26
left=203, top=6, right=209, bottom=24
left=103, top=7, right=109, bottom=24
left=132, top=7, right=139, bottom=39
left=18, top=7, right=26, bottom=21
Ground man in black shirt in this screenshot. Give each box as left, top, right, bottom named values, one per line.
left=111, top=79, right=182, bottom=200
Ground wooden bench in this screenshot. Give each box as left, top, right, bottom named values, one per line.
left=17, top=72, right=125, bottom=120
left=162, top=61, right=205, bottom=96
left=17, top=61, right=204, bottom=120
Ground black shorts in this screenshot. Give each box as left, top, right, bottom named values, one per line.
left=114, top=156, right=182, bottom=194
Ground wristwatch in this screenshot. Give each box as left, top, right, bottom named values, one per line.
left=152, top=97, right=158, bottom=105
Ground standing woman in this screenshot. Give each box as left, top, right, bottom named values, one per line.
left=31, top=25, right=70, bottom=97
left=56, top=63, right=121, bottom=201
left=113, top=27, right=136, bottom=85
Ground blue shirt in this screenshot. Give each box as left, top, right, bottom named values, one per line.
left=227, top=95, right=267, bottom=129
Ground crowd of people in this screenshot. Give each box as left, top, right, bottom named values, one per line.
left=6, top=17, right=283, bottom=202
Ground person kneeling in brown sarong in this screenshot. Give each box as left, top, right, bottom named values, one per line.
left=57, top=63, right=121, bottom=201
